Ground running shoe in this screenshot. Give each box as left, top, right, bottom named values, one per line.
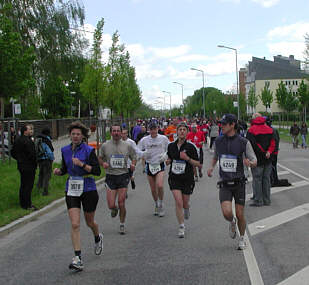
left=229, top=217, right=237, bottom=239
left=131, top=180, right=136, bottom=190
left=94, top=233, right=103, bottom=255
left=158, top=206, right=165, bottom=217
left=199, top=169, right=203, bottom=178
left=111, top=208, right=118, bottom=218
left=178, top=226, right=185, bottom=238
left=184, top=208, right=190, bottom=220
left=69, top=256, right=83, bottom=271
left=154, top=205, right=159, bottom=216
left=119, top=224, right=125, bottom=235
left=238, top=236, right=246, bottom=250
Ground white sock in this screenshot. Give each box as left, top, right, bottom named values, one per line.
left=120, top=223, right=125, bottom=226
left=179, top=223, right=185, bottom=228
left=158, top=200, right=163, bottom=207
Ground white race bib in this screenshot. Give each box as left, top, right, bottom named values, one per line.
left=149, top=163, right=161, bottom=175
left=171, top=160, right=186, bottom=175
left=110, top=154, right=125, bottom=168
left=67, top=176, right=84, bottom=197
left=220, top=155, right=237, bottom=173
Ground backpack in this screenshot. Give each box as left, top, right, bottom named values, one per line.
left=35, top=137, right=45, bottom=160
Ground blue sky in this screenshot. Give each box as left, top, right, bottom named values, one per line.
left=80, top=0, right=309, bottom=108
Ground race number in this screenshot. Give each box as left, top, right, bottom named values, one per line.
left=171, top=160, right=186, bottom=175
left=220, top=155, right=237, bottom=173
left=110, top=154, right=125, bottom=168
left=67, top=176, right=84, bottom=197
left=149, top=163, right=161, bottom=175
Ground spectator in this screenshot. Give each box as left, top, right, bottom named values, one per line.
left=11, top=124, right=37, bottom=210
left=132, top=121, right=142, bottom=142
left=246, top=113, right=275, bottom=206
left=300, top=122, right=307, bottom=149
left=290, top=122, right=300, bottom=148
left=209, top=120, right=219, bottom=151
left=36, top=128, right=55, bottom=195
left=164, top=118, right=178, bottom=142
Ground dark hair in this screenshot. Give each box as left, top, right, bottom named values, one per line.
left=68, top=121, right=89, bottom=138
left=41, top=128, right=51, bottom=136
left=21, top=124, right=32, bottom=135
left=110, top=124, right=122, bottom=133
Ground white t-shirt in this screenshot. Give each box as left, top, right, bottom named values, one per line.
left=137, top=134, right=169, bottom=164
left=122, top=138, right=139, bottom=168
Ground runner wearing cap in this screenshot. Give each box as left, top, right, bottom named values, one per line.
left=138, top=121, right=169, bottom=217
left=207, top=114, right=257, bottom=250
left=166, top=122, right=200, bottom=238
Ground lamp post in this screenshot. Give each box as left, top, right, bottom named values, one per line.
left=156, top=96, right=164, bottom=117
left=172, top=81, right=184, bottom=115
left=190, top=68, right=205, bottom=118
left=217, top=44, right=239, bottom=119
left=162, top=91, right=172, bottom=118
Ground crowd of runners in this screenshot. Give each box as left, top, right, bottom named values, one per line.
left=51, top=114, right=282, bottom=271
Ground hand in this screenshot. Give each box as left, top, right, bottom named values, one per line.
left=130, top=164, right=135, bottom=171
left=102, top=162, right=109, bottom=169
left=207, top=167, right=214, bottom=177
left=265, top=151, right=270, bottom=159
left=72, top=157, right=83, bottom=167
left=165, top=158, right=172, bottom=165
left=243, top=158, right=251, bottom=167
left=53, top=168, right=61, bottom=175
left=179, top=151, right=189, bottom=161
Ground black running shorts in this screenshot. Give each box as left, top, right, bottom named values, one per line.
left=219, top=184, right=246, bottom=206
left=105, top=173, right=130, bottom=190
left=65, top=190, right=99, bottom=212
left=168, top=176, right=195, bottom=195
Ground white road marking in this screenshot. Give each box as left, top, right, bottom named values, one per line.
left=278, top=163, right=309, bottom=182
left=248, top=203, right=309, bottom=236
left=276, top=266, right=309, bottom=285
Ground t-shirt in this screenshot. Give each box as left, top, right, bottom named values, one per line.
left=186, top=131, right=205, bottom=148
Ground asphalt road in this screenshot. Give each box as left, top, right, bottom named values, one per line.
left=0, top=141, right=308, bottom=285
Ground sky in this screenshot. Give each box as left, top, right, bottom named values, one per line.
left=79, top=0, right=309, bottom=109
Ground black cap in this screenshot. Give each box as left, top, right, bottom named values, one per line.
left=148, top=121, right=158, bottom=129
left=220, top=114, right=237, bottom=124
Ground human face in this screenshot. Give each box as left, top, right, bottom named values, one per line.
left=121, top=130, right=128, bottom=140
left=24, top=125, right=33, bottom=136
left=221, top=122, right=235, bottom=136
left=192, top=126, right=197, bottom=133
left=177, top=126, right=188, bottom=140
left=149, top=127, right=158, bottom=138
left=70, top=128, right=83, bottom=145
left=111, top=126, right=121, bottom=141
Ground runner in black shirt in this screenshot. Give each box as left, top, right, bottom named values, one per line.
left=166, top=122, right=200, bottom=238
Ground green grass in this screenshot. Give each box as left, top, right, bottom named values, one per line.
left=0, top=160, right=105, bottom=227
left=275, top=128, right=308, bottom=145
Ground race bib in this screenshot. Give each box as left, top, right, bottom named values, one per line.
left=67, top=176, right=84, bottom=197
left=149, top=163, right=161, bottom=175
left=220, top=155, right=237, bottom=173
left=171, top=160, right=186, bottom=175
left=110, top=154, right=125, bottom=168
left=173, top=133, right=177, bottom=141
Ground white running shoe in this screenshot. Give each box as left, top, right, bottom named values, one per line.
left=184, top=208, right=190, bottom=220
left=178, top=226, right=185, bottom=238
left=238, top=236, right=246, bottom=250
left=229, top=218, right=237, bottom=239
left=158, top=206, right=165, bottom=217
left=69, top=256, right=83, bottom=271
left=94, top=233, right=103, bottom=255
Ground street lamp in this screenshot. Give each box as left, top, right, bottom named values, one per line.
left=190, top=68, right=205, bottom=118
left=217, top=44, right=239, bottom=119
left=172, top=81, right=184, bottom=115
left=162, top=91, right=172, bottom=118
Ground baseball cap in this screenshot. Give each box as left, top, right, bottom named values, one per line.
left=148, top=121, right=158, bottom=129
left=220, top=114, right=237, bottom=124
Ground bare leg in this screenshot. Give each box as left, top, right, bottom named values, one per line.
left=84, top=211, right=99, bottom=236
left=68, top=208, right=81, bottom=251
left=117, top=188, right=127, bottom=223
left=172, top=190, right=184, bottom=224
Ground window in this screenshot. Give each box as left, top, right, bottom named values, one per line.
left=295, top=81, right=298, bottom=85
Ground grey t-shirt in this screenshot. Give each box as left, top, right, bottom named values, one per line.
left=100, top=139, right=137, bottom=175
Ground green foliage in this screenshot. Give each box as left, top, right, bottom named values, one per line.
left=247, top=85, right=258, bottom=112
left=275, top=81, right=288, bottom=110
left=259, top=82, right=273, bottom=111
left=297, top=80, right=309, bottom=107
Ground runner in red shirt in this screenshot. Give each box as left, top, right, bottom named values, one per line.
left=186, top=123, right=205, bottom=181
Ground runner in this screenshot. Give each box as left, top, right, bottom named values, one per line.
left=121, top=129, right=139, bottom=190
left=164, top=118, right=178, bottom=142
left=166, top=122, right=200, bottom=238
left=138, top=121, right=169, bottom=217
left=207, top=114, right=257, bottom=250
left=53, top=121, right=103, bottom=271
left=186, top=123, right=205, bottom=181
left=99, top=124, right=137, bottom=235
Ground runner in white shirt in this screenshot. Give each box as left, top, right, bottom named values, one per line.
left=138, top=121, right=169, bottom=217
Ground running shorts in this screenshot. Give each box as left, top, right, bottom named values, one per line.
left=65, top=190, right=99, bottom=212
left=168, top=176, right=195, bottom=195
left=219, top=184, right=246, bottom=206
left=105, top=173, right=130, bottom=190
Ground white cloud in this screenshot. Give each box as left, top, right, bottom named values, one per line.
left=172, top=54, right=210, bottom=63
left=135, top=64, right=166, bottom=80
left=251, top=0, right=280, bottom=8
left=149, top=45, right=191, bottom=59
left=267, top=22, right=309, bottom=41
left=267, top=41, right=306, bottom=60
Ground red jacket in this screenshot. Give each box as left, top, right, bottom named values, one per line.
left=186, top=131, right=205, bottom=148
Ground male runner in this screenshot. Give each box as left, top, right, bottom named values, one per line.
left=138, top=121, right=169, bottom=217
left=207, top=114, right=257, bottom=250
left=99, top=124, right=137, bottom=234
left=166, top=122, right=200, bottom=238
left=164, top=118, right=178, bottom=142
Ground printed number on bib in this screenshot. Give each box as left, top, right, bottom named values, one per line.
left=149, top=163, right=161, bottom=175
left=110, top=154, right=125, bottom=168
left=68, top=176, right=84, bottom=197
left=171, top=160, right=186, bottom=175
left=220, top=155, right=237, bottom=173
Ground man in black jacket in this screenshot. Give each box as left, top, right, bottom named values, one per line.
left=11, top=124, right=37, bottom=210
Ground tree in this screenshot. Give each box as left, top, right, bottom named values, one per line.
left=247, top=85, right=258, bottom=114
left=297, top=80, right=309, bottom=121
left=259, top=82, right=273, bottom=112
left=275, top=81, right=288, bottom=111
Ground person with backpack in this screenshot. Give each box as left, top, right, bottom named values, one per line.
left=11, top=124, right=37, bottom=210
left=36, top=128, right=54, bottom=195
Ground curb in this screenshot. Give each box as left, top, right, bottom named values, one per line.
left=0, top=177, right=106, bottom=239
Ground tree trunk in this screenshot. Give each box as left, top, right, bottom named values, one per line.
left=0, top=97, right=4, bottom=118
